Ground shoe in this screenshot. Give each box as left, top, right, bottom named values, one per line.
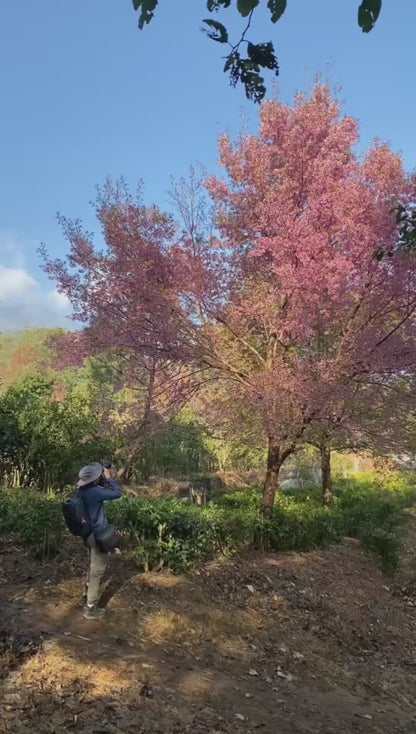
left=76, top=594, right=87, bottom=609
left=83, top=605, right=106, bottom=620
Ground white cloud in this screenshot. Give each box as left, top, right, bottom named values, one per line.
left=0, top=232, right=73, bottom=332
left=0, top=267, right=37, bottom=299
left=0, top=265, right=71, bottom=332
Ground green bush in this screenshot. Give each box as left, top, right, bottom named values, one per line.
left=0, top=489, right=64, bottom=558
left=268, top=501, right=342, bottom=552
left=0, top=374, right=114, bottom=491
left=1, top=471, right=415, bottom=572
left=107, top=496, right=257, bottom=572
left=266, top=472, right=416, bottom=570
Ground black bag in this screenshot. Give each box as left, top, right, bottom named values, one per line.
left=94, top=524, right=120, bottom=554
left=62, top=496, right=92, bottom=539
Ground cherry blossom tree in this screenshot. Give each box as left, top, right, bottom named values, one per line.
left=183, top=85, right=416, bottom=511
left=40, top=180, right=206, bottom=474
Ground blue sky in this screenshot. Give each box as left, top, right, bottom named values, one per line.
left=0, top=0, right=415, bottom=329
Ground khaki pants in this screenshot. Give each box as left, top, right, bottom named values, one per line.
left=85, top=535, right=108, bottom=606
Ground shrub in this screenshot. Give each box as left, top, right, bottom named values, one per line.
left=107, top=496, right=257, bottom=572
left=0, top=489, right=64, bottom=558
left=1, top=471, right=414, bottom=571
left=266, top=472, right=416, bottom=570
left=268, top=501, right=342, bottom=552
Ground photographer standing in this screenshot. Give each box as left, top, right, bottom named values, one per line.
left=75, top=462, right=122, bottom=620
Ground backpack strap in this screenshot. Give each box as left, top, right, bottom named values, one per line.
left=79, top=489, right=94, bottom=539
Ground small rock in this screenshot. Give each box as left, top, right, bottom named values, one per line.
left=235, top=713, right=245, bottom=721
left=248, top=669, right=258, bottom=677
left=277, top=670, right=293, bottom=682
left=246, top=585, right=255, bottom=594
left=245, top=693, right=252, bottom=698
left=293, top=651, right=304, bottom=660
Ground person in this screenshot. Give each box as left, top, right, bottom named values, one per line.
left=76, top=462, right=122, bottom=620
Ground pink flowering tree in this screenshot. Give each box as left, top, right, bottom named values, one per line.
left=41, top=180, right=206, bottom=475
left=179, top=85, right=416, bottom=512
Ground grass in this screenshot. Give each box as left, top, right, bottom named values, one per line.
left=0, top=471, right=415, bottom=572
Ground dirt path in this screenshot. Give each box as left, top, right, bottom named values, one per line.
left=1, top=534, right=416, bottom=733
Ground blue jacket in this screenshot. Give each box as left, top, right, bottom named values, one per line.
left=76, top=479, right=122, bottom=533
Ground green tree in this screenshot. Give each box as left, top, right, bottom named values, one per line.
left=0, top=374, right=113, bottom=491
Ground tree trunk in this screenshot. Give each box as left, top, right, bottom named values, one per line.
left=262, top=436, right=282, bottom=515
left=320, top=439, right=333, bottom=506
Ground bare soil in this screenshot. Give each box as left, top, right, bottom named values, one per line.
left=1, top=526, right=416, bottom=733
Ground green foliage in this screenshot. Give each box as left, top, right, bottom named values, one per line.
left=132, top=0, right=382, bottom=102
left=395, top=204, right=416, bottom=251
left=277, top=472, right=416, bottom=571
left=133, top=0, right=158, bottom=29
left=373, top=203, right=416, bottom=261
left=268, top=0, right=287, bottom=23
left=203, top=433, right=266, bottom=473
left=1, top=472, right=414, bottom=573
left=0, top=490, right=64, bottom=558
left=213, top=487, right=261, bottom=509
left=358, top=0, right=382, bottom=33
left=136, top=409, right=211, bottom=479
left=129, top=408, right=266, bottom=480
left=0, top=374, right=114, bottom=490
left=237, top=0, right=259, bottom=17
left=202, top=19, right=228, bottom=43
left=269, top=500, right=340, bottom=551
left=107, top=496, right=256, bottom=573
left=207, top=0, right=231, bottom=10
left=0, top=337, right=265, bottom=487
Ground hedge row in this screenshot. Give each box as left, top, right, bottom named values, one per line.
left=0, top=472, right=414, bottom=572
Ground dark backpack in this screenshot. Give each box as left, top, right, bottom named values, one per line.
left=62, top=495, right=92, bottom=539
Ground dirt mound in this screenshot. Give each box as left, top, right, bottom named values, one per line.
left=1, top=536, right=416, bottom=733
